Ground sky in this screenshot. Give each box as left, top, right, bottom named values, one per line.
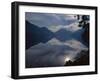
left=25, top=12, right=77, bottom=28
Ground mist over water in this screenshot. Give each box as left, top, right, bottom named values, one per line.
left=25, top=13, right=88, bottom=68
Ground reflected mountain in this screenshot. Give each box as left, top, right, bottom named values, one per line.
left=55, top=28, right=73, bottom=42
left=25, top=20, right=89, bottom=68
left=26, top=20, right=88, bottom=49
left=26, top=21, right=53, bottom=49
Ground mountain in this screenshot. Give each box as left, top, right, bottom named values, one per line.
left=26, top=20, right=88, bottom=49
left=25, top=20, right=89, bottom=68
left=55, top=28, right=73, bottom=42
left=47, top=22, right=81, bottom=33
left=26, top=21, right=53, bottom=49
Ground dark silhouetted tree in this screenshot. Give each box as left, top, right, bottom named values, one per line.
left=78, top=15, right=89, bottom=28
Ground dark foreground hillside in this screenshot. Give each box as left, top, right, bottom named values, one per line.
left=64, top=50, right=89, bottom=66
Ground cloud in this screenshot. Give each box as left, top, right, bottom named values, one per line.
left=26, top=38, right=88, bottom=68
left=25, top=12, right=77, bottom=28
left=26, top=43, right=77, bottom=68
